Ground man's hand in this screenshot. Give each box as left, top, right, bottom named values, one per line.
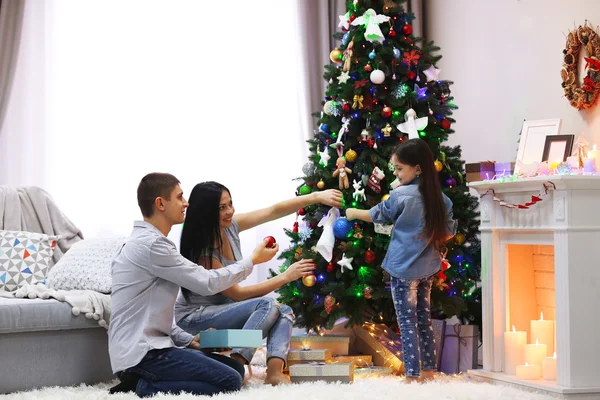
left=315, top=189, right=343, bottom=208
left=188, top=334, right=201, bottom=350
left=251, top=238, right=279, bottom=265
left=188, top=329, right=231, bottom=353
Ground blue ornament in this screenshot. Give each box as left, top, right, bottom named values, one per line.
left=352, top=112, right=360, bottom=119
left=333, top=217, right=353, bottom=239
left=369, top=86, right=378, bottom=96
left=320, top=123, right=330, bottom=133
left=351, top=72, right=360, bottom=80
left=342, top=32, right=350, bottom=45
left=393, top=48, right=401, bottom=59
left=369, top=50, right=376, bottom=60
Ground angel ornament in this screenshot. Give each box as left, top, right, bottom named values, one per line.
left=332, top=157, right=352, bottom=189
left=350, top=8, right=390, bottom=43
left=396, top=108, right=428, bottom=140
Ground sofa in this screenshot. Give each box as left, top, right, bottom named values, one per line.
left=0, top=186, right=115, bottom=393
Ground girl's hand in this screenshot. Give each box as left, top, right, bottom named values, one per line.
left=283, top=259, right=316, bottom=282
left=316, top=189, right=343, bottom=208
left=346, top=208, right=357, bottom=220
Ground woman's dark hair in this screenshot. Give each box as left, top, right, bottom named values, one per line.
left=180, top=181, right=230, bottom=268
left=392, top=138, right=448, bottom=247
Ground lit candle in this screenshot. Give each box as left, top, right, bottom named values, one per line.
left=504, top=325, right=527, bottom=375
left=524, top=338, right=547, bottom=366
left=588, top=144, right=600, bottom=170
left=543, top=352, right=557, bottom=380
left=516, top=362, right=542, bottom=380
left=583, top=157, right=596, bottom=174
left=530, top=312, right=554, bottom=356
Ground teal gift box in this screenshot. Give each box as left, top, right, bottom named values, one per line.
left=199, top=329, right=262, bottom=349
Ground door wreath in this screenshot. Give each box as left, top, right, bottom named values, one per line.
left=561, top=24, right=600, bottom=110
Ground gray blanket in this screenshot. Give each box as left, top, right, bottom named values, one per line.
left=0, top=186, right=83, bottom=264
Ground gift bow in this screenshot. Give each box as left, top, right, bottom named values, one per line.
left=444, top=324, right=479, bottom=374
left=353, top=95, right=364, bottom=109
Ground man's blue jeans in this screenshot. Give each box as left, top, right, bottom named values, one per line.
left=391, top=275, right=437, bottom=377
left=119, top=348, right=243, bottom=397
left=177, top=297, right=294, bottom=364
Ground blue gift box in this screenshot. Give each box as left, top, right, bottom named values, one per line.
left=199, top=329, right=263, bottom=349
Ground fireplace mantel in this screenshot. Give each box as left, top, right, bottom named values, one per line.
left=468, top=176, right=600, bottom=398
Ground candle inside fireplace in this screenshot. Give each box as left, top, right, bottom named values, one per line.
left=524, top=338, right=547, bottom=367
left=516, top=362, right=541, bottom=380
left=530, top=312, right=554, bottom=356
left=504, top=325, right=526, bottom=375
left=543, top=352, right=557, bottom=380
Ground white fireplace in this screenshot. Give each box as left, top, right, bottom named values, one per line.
left=468, top=175, right=600, bottom=399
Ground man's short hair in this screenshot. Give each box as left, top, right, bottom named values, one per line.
left=137, top=173, right=181, bottom=218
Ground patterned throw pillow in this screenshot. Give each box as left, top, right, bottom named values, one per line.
left=0, top=230, right=58, bottom=292
left=47, top=237, right=125, bottom=293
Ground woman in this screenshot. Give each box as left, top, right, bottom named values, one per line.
left=175, top=181, right=342, bottom=385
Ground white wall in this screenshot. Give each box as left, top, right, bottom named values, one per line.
left=425, top=0, right=600, bottom=164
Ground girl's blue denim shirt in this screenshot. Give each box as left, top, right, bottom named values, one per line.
left=368, top=177, right=457, bottom=280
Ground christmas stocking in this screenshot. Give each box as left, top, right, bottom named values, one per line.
left=368, top=167, right=385, bottom=193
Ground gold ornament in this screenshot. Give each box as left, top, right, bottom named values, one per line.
left=302, top=274, right=316, bottom=287
left=345, top=149, right=358, bottom=162
left=352, top=95, right=364, bottom=109
left=434, top=160, right=443, bottom=172
left=323, top=100, right=336, bottom=115
left=317, top=180, right=326, bottom=189
left=381, top=193, right=390, bottom=202
left=330, top=48, right=343, bottom=64
left=295, top=247, right=303, bottom=260
left=454, top=232, right=466, bottom=245
left=382, top=123, right=392, bottom=137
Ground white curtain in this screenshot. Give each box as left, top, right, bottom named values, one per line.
left=1, top=0, right=308, bottom=284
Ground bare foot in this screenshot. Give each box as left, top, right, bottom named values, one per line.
left=419, top=370, right=435, bottom=383
left=404, top=376, right=420, bottom=384
left=264, top=373, right=291, bottom=386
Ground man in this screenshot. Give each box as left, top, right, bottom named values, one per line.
left=108, top=173, right=278, bottom=397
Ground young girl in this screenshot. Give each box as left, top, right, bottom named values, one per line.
left=346, top=138, right=456, bottom=383
left=175, top=182, right=342, bottom=385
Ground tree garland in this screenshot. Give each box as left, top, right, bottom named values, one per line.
left=561, top=24, right=600, bottom=110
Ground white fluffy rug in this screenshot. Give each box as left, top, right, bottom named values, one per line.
left=0, top=367, right=557, bottom=400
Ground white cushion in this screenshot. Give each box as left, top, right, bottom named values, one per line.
left=47, top=237, right=125, bottom=293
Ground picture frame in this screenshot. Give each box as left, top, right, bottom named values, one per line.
left=515, top=119, right=562, bottom=175
left=542, top=134, right=575, bottom=163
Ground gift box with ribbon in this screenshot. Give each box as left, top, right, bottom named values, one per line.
left=290, top=335, right=350, bottom=356
left=494, top=161, right=515, bottom=178
left=354, top=366, right=393, bottom=379
left=199, top=329, right=262, bottom=349
left=439, top=324, right=480, bottom=374
left=286, top=349, right=332, bottom=368
left=289, top=362, right=354, bottom=383
left=332, top=354, right=373, bottom=368
left=465, top=161, right=495, bottom=182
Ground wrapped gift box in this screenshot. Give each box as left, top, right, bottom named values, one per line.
left=199, top=329, right=262, bottom=349
left=439, top=324, right=480, bottom=374
left=465, top=161, right=495, bottom=182
left=332, top=354, right=373, bottom=368
left=352, top=319, right=446, bottom=374
left=494, top=161, right=515, bottom=177
left=290, top=335, right=350, bottom=356
left=287, top=349, right=332, bottom=368
left=354, top=366, right=393, bottom=379
left=289, top=362, right=354, bottom=383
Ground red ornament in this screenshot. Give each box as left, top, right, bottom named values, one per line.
left=381, top=106, right=392, bottom=118
left=388, top=29, right=397, bottom=37
left=442, top=258, right=451, bottom=271
left=342, top=103, right=351, bottom=112
left=365, top=250, right=376, bottom=263
left=402, top=24, right=413, bottom=35
left=327, top=262, right=334, bottom=272
left=349, top=15, right=356, bottom=22
left=364, top=63, right=373, bottom=72
left=440, top=119, right=451, bottom=130
left=437, top=271, right=447, bottom=281
left=406, top=71, right=416, bottom=80
left=404, top=37, right=413, bottom=45
left=298, top=208, right=306, bottom=216
left=264, top=236, right=277, bottom=248
left=324, top=295, right=336, bottom=314
left=292, top=222, right=299, bottom=233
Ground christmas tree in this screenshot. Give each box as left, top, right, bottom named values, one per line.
left=275, top=0, right=481, bottom=333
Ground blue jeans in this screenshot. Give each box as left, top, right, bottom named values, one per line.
left=177, top=297, right=294, bottom=364
left=391, top=275, right=437, bottom=377
left=119, top=347, right=243, bottom=397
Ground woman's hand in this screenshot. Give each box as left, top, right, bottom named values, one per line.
left=283, top=259, right=316, bottom=282
left=315, top=189, right=343, bottom=208
left=346, top=208, right=358, bottom=220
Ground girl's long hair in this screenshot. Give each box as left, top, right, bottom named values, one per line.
left=392, top=139, right=448, bottom=247
left=180, top=181, right=230, bottom=269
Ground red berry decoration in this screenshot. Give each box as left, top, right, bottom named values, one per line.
left=440, top=119, right=451, bottom=130
left=349, top=15, right=356, bottom=22
left=406, top=71, right=416, bottom=80
left=388, top=29, right=397, bottom=37
left=364, top=63, right=373, bottom=72
left=298, top=208, right=306, bottom=216
left=381, top=106, right=392, bottom=118
left=327, top=262, right=334, bottom=272
left=342, top=103, right=351, bottom=112
left=264, top=236, right=276, bottom=248
left=402, top=24, right=413, bottom=35
left=365, top=250, right=376, bottom=263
